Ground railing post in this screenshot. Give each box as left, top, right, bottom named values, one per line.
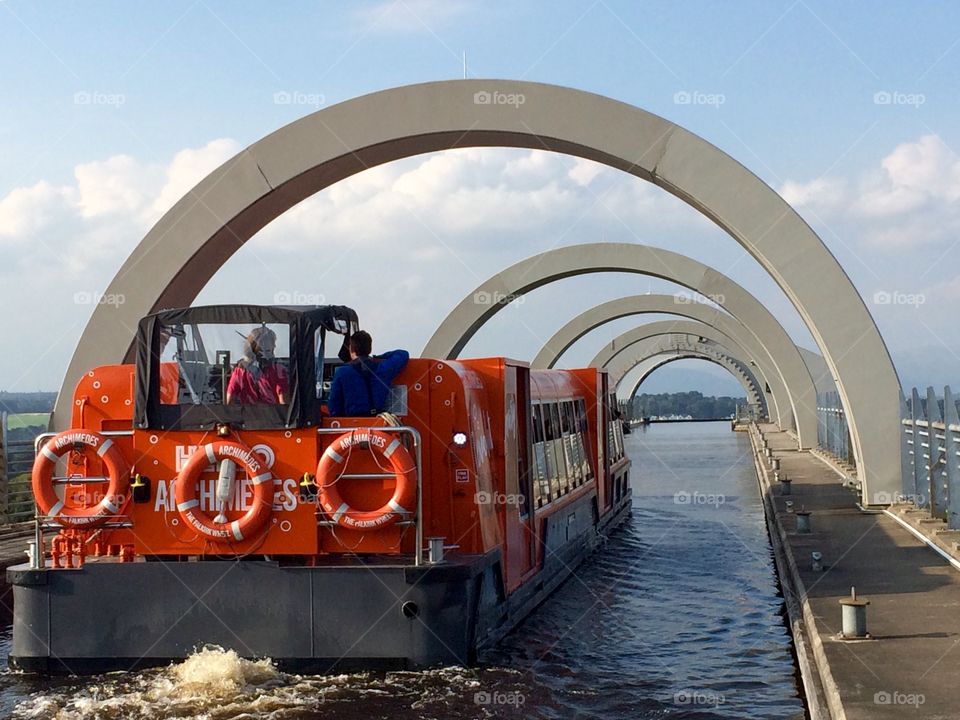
left=943, top=386, right=960, bottom=529
left=901, top=391, right=912, bottom=503
left=0, top=410, right=8, bottom=520
left=927, top=386, right=945, bottom=518
left=911, top=388, right=925, bottom=505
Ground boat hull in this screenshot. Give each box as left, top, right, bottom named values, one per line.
left=8, top=490, right=632, bottom=674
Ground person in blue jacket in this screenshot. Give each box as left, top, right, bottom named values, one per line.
left=327, top=330, right=409, bottom=416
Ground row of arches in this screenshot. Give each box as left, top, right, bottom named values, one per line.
left=54, top=79, right=901, bottom=503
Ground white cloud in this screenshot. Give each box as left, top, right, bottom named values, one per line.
left=781, top=134, right=960, bottom=248
left=74, top=154, right=159, bottom=219
left=0, top=180, right=75, bottom=240
left=779, top=177, right=846, bottom=211
left=151, top=138, right=241, bottom=219
left=881, top=134, right=960, bottom=200
left=568, top=158, right=605, bottom=187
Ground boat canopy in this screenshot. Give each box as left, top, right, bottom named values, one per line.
left=134, top=304, right=360, bottom=431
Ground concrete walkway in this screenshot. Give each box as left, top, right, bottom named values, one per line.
left=754, top=423, right=960, bottom=720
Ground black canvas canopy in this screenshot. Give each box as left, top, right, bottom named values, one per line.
left=134, top=304, right=359, bottom=431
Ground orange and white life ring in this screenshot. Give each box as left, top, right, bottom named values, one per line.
left=316, top=429, right=416, bottom=530
left=32, top=430, right=130, bottom=528
left=175, top=440, right=273, bottom=542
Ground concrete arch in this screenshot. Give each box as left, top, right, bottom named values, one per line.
left=632, top=354, right=760, bottom=402
left=623, top=341, right=764, bottom=403
left=622, top=343, right=768, bottom=415
left=57, top=79, right=899, bottom=500
left=528, top=292, right=813, bottom=441
left=592, top=319, right=779, bottom=427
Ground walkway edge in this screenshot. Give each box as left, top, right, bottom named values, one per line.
left=749, top=428, right=841, bottom=720
left=883, top=509, right=960, bottom=573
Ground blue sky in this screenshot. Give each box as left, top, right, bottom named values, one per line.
left=2, top=0, right=959, bottom=396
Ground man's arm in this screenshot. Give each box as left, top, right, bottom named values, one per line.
left=374, top=349, right=410, bottom=383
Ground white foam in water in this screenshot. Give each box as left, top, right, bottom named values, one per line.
left=168, top=646, right=283, bottom=698
left=9, top=647, right=490, bottom=719
left=12, top=646, right=304, bottom=719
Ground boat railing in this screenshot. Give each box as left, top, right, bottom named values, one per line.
left=30, top=429, right=135, bottom=569
left=29, top=425, right=426, bottom=569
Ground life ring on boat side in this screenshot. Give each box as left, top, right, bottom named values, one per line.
left=32, top=429, right=130, bottom=528
left=175, top=440, right=274, bottom=542
left=316, top=429, right=416, bottom=531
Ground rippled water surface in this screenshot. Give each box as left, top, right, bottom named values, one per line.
left=0, top=422, right=804, bottom=719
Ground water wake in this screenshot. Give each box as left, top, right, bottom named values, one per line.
left=11, top=646, right=498, bottom=720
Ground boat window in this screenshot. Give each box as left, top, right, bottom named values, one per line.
left=532, top=403, right=545, bottom=443
left=560, top=401, right=573, bottom=434
left=531, top=403, right=550, bottom=507
left=575, top=398, right=589, bottom=433
left=607, top=421, right=616, bottom=465
left=561, top=401, right=583, bottom=486
left=548, top=403, right=570, bottom=494
left=573, top=399, right=594, bottom=480
left=543, top=403, right=556, bottom=441
left=548, top=403, right=561, bottom=441
left=159, top=322, right=290, bottom=406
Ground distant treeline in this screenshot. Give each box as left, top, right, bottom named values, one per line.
left=631, top=391, right=743, bottom=419
left=0, top=392, right=57, bottom=414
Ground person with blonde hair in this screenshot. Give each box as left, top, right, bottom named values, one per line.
left=226, top=326, right=289, bottom=404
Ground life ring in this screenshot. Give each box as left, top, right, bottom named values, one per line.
left=316, top=429, right=416, bottom=530
left=175, top=441, right=273, bottom=542
left=32, top=430, right=130, bottom=528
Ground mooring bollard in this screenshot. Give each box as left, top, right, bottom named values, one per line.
left=796, top=510, right=811, bottom=534
left=811, top=551, right=823, bottom=572
left=781, top=476, right=792, bottom=495
left=773, top=470, right=781, bottom=483
left=785, top=500, right=794, bottom=513
left=772, top=458, right=781, bottom=472
left=839, top=587, right=870, bottom=638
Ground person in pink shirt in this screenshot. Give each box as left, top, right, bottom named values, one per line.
left=226, top=326, right=289, bottom=404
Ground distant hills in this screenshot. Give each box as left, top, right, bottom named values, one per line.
left=631, top=391, right=743, bottom=420
left=0, top=392, right=56, bottom=415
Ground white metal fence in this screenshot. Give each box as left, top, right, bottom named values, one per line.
left=901, top=386, right=960, bottom=527
left=817, top=391, right=856, bottom=467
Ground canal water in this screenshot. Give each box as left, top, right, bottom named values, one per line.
left=0, top=421, right=803, bottom=719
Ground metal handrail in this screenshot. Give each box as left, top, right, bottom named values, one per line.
left=317, top=425, right=425, bottom=566
left=27, top=426, right=426, bottom=568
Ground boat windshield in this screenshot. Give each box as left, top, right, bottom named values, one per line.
left=159, top=322, right=291, bottom=406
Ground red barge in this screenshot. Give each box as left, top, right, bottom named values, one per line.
left=9, top=304, right=631, bottom=672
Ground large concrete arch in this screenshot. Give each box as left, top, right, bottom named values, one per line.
left=528, top=292, right=815, bottom=442
left=621, top=342, right=769, bottom=414
left=57, top=79, right=899, bottom=500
